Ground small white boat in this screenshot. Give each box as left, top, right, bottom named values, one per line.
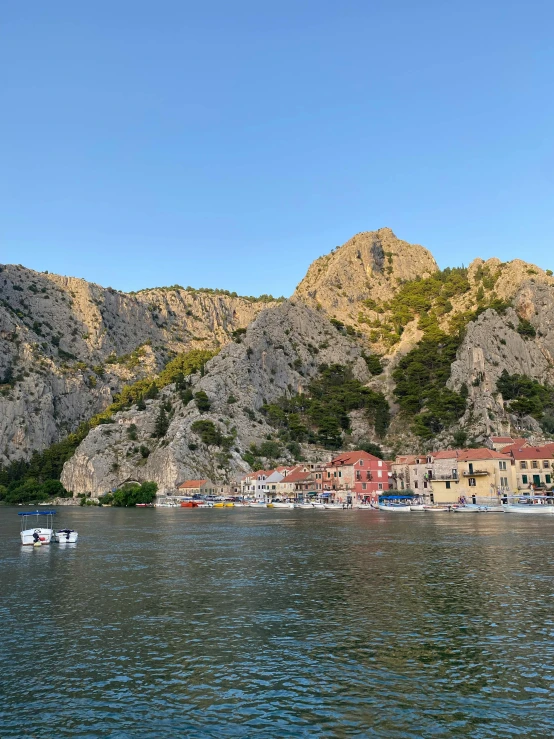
left=19, top=510, right=56, bottom=545
left=311, top=502, right=326, bottom=509
left=423, top=505, right=450, bottom=512
left=454, top=504, right=504, bottom=513
left=324, top=503, right=346, bottom=510
left=379, top=495, right=423, bottom=512
left=504, top=496, right=554, bottom=514
left=248, top=501, right=267, bottom=508
left=356, top=503, right=374, bottom=510
left=294, top=503, right=314, bottom=509
left=410, top=504, right=426, bottom=512
left=270, top=501, right=295, bottom=509
left=54, top=528, right=79, bottom=543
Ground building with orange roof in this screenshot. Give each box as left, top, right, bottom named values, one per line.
left=391, top=448, right=517, bottom=503
left=502, top=443, right=554, bottom=490
left=324, top=450, right=390, bottom=503
left=488, top=436, right=515, bottom=451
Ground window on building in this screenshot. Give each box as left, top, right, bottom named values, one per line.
left=359, top=460, right=363, bottom=466
left=500, top=477, right=508, bottom=488
left=426, top=456, right=432, bottom=464
left=546, top=475, right=552, bottom=484
left=423, top=481, right=428, bottom=488
left=532, top=461, right=539, bottom=469
left=338, top=471, right=342, bottom=477
left=468, top=478, right=476, bottom=487
left=378, top=483, right=383, bottom=490
left=452, top=469, right=458, bottom=479
left=543, top=461, right=550, bottom=468
left=446, top=481, right=451, bottom=490
left=378, top=460, right=383, bottom=467
left=414, top=481, right=418, bottom=489
left=522, top=474, right=528, bottom=484
left=499, top=461, right=507, bottom=471
left=361, top=483, right=366, bottom=490
left=520, top=461, right=528, bottom=469
left=378, top=471, right=382, bottom=478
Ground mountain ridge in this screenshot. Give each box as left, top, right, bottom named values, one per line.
left=2, top=228, right=554, bottom=499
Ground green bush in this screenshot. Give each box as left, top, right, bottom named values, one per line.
left=112, top=481, right=157, bottom=507
left=194, top=391, right=211, bottom=412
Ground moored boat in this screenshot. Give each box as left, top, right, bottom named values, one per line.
left=54, top=528, right=79, bottom=543
left=19, top=510, right=56, bottom=545
left=270, top=501, right=294, bottom=509
left=378, top=494, right=422, bottom=512
left=504, top=495, right=554, bottom=514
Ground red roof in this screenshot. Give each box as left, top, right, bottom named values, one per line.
left=490, top=436, right=514, bottom=443
left=432, top=450, right=461, bottom=460
left=282, top=468, right=311, bottom=483
left=456, top=448, right=509, bottom=461
left=328, top=450, right=383, bottom=466
left=500, top=439, right=530, bottom=454
left=178, top=479, right=208, bottom=489
left=507, top=444, right=554, bottom=460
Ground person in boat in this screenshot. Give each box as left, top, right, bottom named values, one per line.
left=33, top=530, right=40, bottom=543
left=346, top=494, right=352, bottom=509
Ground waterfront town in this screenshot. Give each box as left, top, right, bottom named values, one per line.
left=160, top=436, right=554, bottom=507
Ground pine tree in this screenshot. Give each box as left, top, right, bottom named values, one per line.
left=154, top=407, right=169, bottom=437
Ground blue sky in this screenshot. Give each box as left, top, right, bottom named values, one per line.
left=2, top=1, right=553, bottom=296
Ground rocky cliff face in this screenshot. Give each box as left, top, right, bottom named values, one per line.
left=5, top=228, right=554, bottom=477
left=61, top=301, right=371, bottom=495
left=448, top=281, right=554, bottom=440
left=0, top=264, right=276, bottom=463
left=294, top=228, right=438, bottom=333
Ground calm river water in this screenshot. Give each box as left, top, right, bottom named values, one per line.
left=1, top=507, right=554, bottom=738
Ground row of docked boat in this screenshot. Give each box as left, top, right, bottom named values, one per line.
left=378, top=494, right=554, bottom=514
left=19, top=511, right=78, bottom=546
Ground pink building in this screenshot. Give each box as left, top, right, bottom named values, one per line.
left=324, top=451, right=391, bottom=502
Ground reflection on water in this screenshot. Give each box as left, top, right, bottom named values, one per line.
left=1, top=507, right=554, bottom=738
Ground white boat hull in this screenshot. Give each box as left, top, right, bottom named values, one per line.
left=270, top=502, right=295, bottom=509
left=20, top=528, right=53, bottom=545
left=378, top=504, right=411, bottom=512
left=248, top=502, right=267, bottom=508
left=410, top=505, right=426, bottom=511
left=55, top=530, right=79, bottom=543
left=504, top=504, right=554, bottom=514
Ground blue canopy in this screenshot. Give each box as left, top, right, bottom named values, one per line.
left=379, top=495, right=414, bottom=501
left=18, top=510, right=56, bottom=516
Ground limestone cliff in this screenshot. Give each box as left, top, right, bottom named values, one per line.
left=294, top=228, right=438, bottom=334
left=60, top=301, right=371, bottom=495
left=0, top=264, right=277, bottom=463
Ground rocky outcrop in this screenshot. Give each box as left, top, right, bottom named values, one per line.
left=294, top=228, right=438, bottom=332
left=0, top=264, right=276, bottom=463
left=61, top=301, right=371, bottom=495
left=447, top=279, right=554, bottom=440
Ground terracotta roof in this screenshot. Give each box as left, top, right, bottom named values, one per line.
left=282, top=468, right=312, bottom=483
left=394, top=455, right=416, bottom=464
left=328, top=450, right=383, bottom=466
left=507, top=444, right=554, bottom=460
left=490, top=436, right=514, bottom=443
left=178, top=479, right=208, bottom=489
left=500, top=439, right=530, bottom=454
left=456, top=448, right=509, bottom=461
left=432, top=450, right=461, bottom=460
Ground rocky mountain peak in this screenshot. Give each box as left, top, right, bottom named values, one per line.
left=294, top=228, right=438, bottom=333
